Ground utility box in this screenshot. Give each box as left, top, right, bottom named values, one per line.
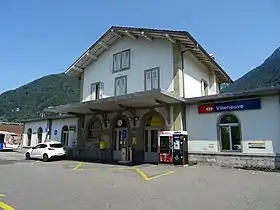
left=172, top=131, right=188, bottom=166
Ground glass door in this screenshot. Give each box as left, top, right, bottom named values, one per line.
left=144, top=128, right=159, bottom=163
left=113, top=128, right=128, bottom=161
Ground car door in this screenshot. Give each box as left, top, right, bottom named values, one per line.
left=30, top=144, right=41, bottom=158
left=37, top=144, right=48, bottom=159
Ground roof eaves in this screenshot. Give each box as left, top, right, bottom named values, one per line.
left=185, top=86, right=280, bottom=105
left=65, top=26, right=232, bottom=82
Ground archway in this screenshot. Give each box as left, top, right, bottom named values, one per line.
left=111, top=115, right=130, bottom=161
left=37, top=127, right=43, bottom=144
left=86, top=118, right=102, bottom=149
left=27, top=128, right=32, bottom=146
left=141, top=111, right=165, bottom=163
left=61, top=126, right=69, bottom=147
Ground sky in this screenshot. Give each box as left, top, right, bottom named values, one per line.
left=0, top=0, right=279, bottom=93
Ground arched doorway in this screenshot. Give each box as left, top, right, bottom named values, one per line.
left=61, top=126, right=69, bottom=147
left=37, top=127, right=43, bottom=144
left=86, top=118, right=102, bottom=149
left=112, top=116, right=129, bottom=161
left=27, top=128, right=32, bottom=146
left=218, top=114, right=242, bottom=151
left=142, top=111, right=165, bottom=163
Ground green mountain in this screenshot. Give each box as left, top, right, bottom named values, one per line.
left=223, top=47, right=280, bottom=92
left=0, top=73, right=80, bottom=122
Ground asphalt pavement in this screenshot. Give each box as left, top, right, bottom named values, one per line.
left=1, top=151, right=280, bottom=210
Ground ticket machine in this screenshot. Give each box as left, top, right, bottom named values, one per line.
left=172, top=131, right=188, bottom=165
left=158, top=131, right=173, bottom=164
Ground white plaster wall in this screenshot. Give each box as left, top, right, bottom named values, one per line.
left=51, top=118, right=78, bottom=147
left=82, top=36, right=174, bottom=101
left=183, top=52, right=217, bottom=98
left=186, top=96, right=280, bottom=154
left=23, top=121, right=48, bottom=146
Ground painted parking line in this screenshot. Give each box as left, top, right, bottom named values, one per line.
left=73, top=162, right=84, bottom=171
left=0, top=194, right=15, bottom=210
left=31, top=160, right=41, bottom=164
left=0, top=201, right=15, bottom=210
left=135, top=168, right=175, bottom=181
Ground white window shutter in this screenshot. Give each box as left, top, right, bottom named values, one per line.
left=122, top=50, right=130, bottom=69
left=117, top=54, right=122, bottom=71
left=116, top=79, right=121, bottom=96
left=91, top=84, right=96, bottom=100
left=99, top=82, right=104, bottom=99
left=121, top=77, right=126, bottom=94
left=145, top=71, right=152, bottom=90
left=151, top=69, right=158, bottom=89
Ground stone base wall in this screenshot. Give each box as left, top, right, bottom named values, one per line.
left=188, top=152, right=280, bottom=170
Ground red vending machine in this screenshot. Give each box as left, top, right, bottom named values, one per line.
left=158, top=131, right=173, bottom=164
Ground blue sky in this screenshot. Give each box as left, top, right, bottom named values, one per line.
left=0, top=0, right=279, bottom=93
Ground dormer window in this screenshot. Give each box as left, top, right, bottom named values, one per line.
left=201, top=79, right=208, bottom=96
left=113, top=49, right=131, bottom=72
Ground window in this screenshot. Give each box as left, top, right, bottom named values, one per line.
left=37, top=127, right=43, bottom=144
left=50, top=143, right=63, bottom=148
left=87, top=119, right=102, bottom=140
left=144, top=67, right=160, bottom=90
left=115, top=76, right=127, bottom=96
left=219, top=114, right=242, bottom=152
left=113, top=49, right=131, bottom=72
left=61, top=126, right=69, bottom=147
left=91, top=82, right=104, bottom=100
left=27, top=128, right=32, bottom=146
left=201, top=79, right=208, bottom=96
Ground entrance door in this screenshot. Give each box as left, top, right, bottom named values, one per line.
left=144, top=128, right=159, bottom=163
left=113, top=128, right=128, bottom=161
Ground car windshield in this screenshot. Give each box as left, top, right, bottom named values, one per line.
left=50, top=143, right=63, bottom=148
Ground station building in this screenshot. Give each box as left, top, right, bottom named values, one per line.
left=21, top=26, right=280, bottom=169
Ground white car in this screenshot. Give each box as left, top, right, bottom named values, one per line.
left=25, top=141, right=66, bottom=162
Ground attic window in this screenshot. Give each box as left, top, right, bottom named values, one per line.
left=201, top=79, right=208, bottom=96
left=113, top=49, right=131, bottom=72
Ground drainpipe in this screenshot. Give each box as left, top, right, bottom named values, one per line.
left=181, top=50, right=189, bottom=131
left=181, top=50, right=189, bottom=98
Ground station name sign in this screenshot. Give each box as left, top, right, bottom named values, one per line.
left=198, top=98, right=261, bottom=114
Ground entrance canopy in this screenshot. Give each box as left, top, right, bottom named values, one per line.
left=44, top=89, right=185, bottom=115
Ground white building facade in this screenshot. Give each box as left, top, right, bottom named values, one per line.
left=21, top=26, right=280, bottom=169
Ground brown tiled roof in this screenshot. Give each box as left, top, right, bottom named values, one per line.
left=0, top=124, right=23, bottom=134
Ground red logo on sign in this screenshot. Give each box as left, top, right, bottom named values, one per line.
left=198, top=104, right=215, bottom=114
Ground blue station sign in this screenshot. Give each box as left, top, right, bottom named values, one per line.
left=198, top=98, right=261, bottom=114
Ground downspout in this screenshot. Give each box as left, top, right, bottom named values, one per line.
left=181, top=50, right=188, bottom=131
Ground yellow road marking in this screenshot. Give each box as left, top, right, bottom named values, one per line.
left=0, top=194, right=5, bottom=197
left=0, top=201, right=15, bottom=210
left=31, top=160, right=40, bottom=164
left=73, top=162, right=84, bottom=170
left=134, top=168, right=175, bottom=181
left=148, top=171, right=175, bottom=180
left=135, top=168, right=150, bottom=181
left=132, top=164, right=157, bottom=169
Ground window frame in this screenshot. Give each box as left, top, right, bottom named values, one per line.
left=27, top=128, right=32, bottom=146
left=112, top=49, right=131, bottom=73
left=218, top=114, right=242, bottom=152
left=37, top=127, right=43, bottom=144
left=114, top=75, right=127, bottom=96
left=90, top=82, right=103, bottom=100
left=61, top=125, right=69, bottom=147
left=201, top=79, right=209, bottom=96
left=144, top=67, right=160, bottom=91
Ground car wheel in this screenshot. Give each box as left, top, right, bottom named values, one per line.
left=43, top=154, right=49, bottom=162
left=25, top=153, right=31, bottom=160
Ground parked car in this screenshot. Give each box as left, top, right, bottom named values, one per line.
left=25, top=141, right=66, bottom=162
